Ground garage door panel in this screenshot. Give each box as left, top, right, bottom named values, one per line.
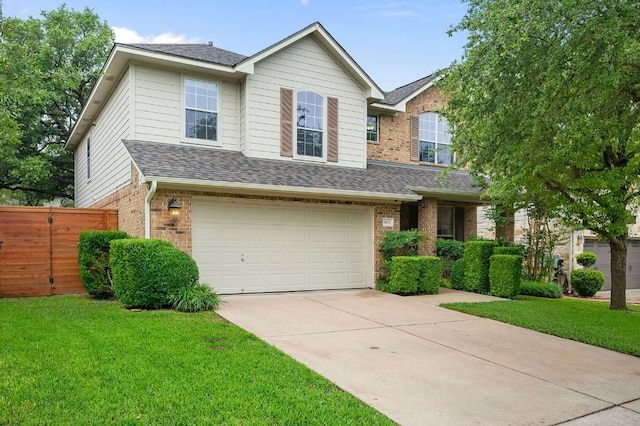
left=192, top=198, right=372, bottom=294
left=584, top=238, right=640, bottom=290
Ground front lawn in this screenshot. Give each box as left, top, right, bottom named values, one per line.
left=0, top=296, right=393, bottom=425
left=442, top=296, right=640, bottom=357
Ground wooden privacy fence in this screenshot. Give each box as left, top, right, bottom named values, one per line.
left=0, top=206, right=118, bottom=297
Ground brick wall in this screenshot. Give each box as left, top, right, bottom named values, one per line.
left=90, top=164, right=146, bottom=238
left=368, top=85, right=447, bottom=165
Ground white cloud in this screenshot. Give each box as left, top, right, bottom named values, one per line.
left=300, top=0, right=310, bottom=4
left=112, top=27, right=201, bottom=44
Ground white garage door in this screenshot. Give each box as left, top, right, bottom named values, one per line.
left=192, top=197, right=373, bottom=294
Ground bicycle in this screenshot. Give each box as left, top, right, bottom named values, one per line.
left=553, top=259, right=571, bottom=294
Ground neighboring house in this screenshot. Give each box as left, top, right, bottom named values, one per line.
left=65, top=22, right=483, bottom=295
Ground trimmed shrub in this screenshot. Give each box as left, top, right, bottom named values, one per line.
left=489, top=254, right=522, bottom=298
left=385, top=256, right=441, bottom=295
left=493, top=245, right=524, bottom=256
left=169, top=283, right=221, bottom=312
left=450, top=258, right=466, bottom=290
left=379, top=229, right=426, bottom=261
left=463, top=240, right=497, bottom=293
left=435, top=239, right=465, bottom=260
left=110, top=239, right=199, bottom=309
left=78, top=230, right=130, bottom=298
left=571, top=269, right=605, bottom=297
left=576, top=251, right=597, bottom=268
left=518, top=280, right=562, bottom=298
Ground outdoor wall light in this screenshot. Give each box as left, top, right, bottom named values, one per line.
left=168, top=197, right=181, bottom=222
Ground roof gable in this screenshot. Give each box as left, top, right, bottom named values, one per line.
left=371, top=73, right=443, bottom=112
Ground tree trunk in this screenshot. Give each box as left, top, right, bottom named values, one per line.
left=609, top=236, right=627, bottom=311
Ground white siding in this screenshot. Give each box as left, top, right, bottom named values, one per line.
left=246, top=36, right=367, bottom=168
left=75, top=69, right=132, bottom=207
left=133, top=65, right=239, bottom=151
left=239, top=81, right=246, bottom=154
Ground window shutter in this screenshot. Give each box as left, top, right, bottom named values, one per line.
left=280, top=88, right=293, bottom=157
left=327, top=97, right=339, bottom=162
left=410, top=115, right=419, bottom=162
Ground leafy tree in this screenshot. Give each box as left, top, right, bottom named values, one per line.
left=442, top=0, right=640, bottom=310
left=0, top=5, right=113, bottom=204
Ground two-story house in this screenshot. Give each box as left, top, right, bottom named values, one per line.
left=65, top=22, right=484, bottom=294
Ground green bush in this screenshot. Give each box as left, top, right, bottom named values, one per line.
left=78, top=230, right=130, bottom=298
left=435, top=239, right=465, bottom=260
left=576, top=251, right=597, bottom=268
left=384, top=256, right=441, bottom=295
left=571, top=269, right=605, bottom=297
left=450, top=258, right=466, bottom=290
left=518, top=280, right=562, bottom=298
left=493, top=245, right=524, bottom=256
left=489, top=254, right=522, bottom=298
left=463, top=240, right=497, bottom=293
left=110, top=239, right=199, bottom=309
left=379, top=230, right=426, bottom=261
left=169, top=283, right=221, bottom=312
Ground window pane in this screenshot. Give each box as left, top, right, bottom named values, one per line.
left=437, top=206, right=455, bottom=237
left=184, top=79, right=218, bottom=141
left=367, top=115, right=378, bottom=141
left=419, top=141, right=435, bottom=163
left=296, top=91, right=323, bottom=157
left=437, top=146, right=453, bottom=165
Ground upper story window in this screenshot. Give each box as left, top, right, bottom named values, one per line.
left=419, top=112, right=453, bottom=165
left=184, top=78, right=218, bottom=142
left=367, top=115, right=378, bottom=142
left=296, top=91, right=323, bottom=157
left=86, top=137, right=91, bottom=181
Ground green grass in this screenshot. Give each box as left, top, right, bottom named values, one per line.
left=442, top=296, right=640, bottom=357
left=0, top=296, right=393, bottom=425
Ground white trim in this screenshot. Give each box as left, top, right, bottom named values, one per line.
left=145, top=180, right=157, bottom=239
left=406, top=185, right=484, bottom=202
left=145, top=176, right=420, bottom=202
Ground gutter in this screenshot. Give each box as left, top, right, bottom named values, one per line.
left=145, top=180, right=157, bottom=239
left=144, top=176, right=422, bottom=203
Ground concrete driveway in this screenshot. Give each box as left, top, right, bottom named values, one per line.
left=217, top=288, right=640, bottom=425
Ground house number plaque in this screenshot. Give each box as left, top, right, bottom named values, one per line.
left=382, top=218, right=394, bottom=228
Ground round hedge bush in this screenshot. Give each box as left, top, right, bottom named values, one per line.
left=110, top=239, right=199, bottom=309
left=576, top=251, right=597, bottom=268
left=78, top=230, right=130, bottom=298
left=450, top=258, right=466, bottom=290
left=570, top=269, right=605, bottom=297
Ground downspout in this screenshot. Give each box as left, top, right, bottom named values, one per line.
left=145, top=180, right=157, bottom=239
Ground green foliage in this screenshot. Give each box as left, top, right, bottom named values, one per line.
left=518, top=280, right=562, bottom=298
left=493, top=246, right=523, bottom=256
left=442, top=0, right=639, bottom=309
left=441, top=297, right=640, bottom=357
left=0, top=5, right=114, bottom=203
left=463, top=240, right=497, bottom=293
left=377, top=229, right=427, bottom=288
left=110, top=239, right=199, bottom=309
left=489, top=255, right=522, bottom=298
left=379, top=229, right=426, bottom=261
left=383, top=256, right=440, bottom=295
left=450, top=258, right=466, bottom=290
left=0, top=296, right=393, bottom=425
left=435, top=238, right=465, bottom=260
left=78, top=230, right=130, bottom=298
left=169, top=283, right=221, bottom=312
left=571, top=270, right=606, bottom=297
left=576, top=251, right=598, bottom=268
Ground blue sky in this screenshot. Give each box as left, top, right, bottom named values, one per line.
left=3, top=0, right=468, bottom=90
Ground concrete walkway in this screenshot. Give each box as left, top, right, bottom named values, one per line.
left=217, top=288, right=640, bottom=425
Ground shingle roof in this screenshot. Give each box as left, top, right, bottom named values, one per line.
left=122, top=43, right=248, bottom=66
left=123, top=140, right=482, bottom=200
left=380, top=74, right=438, bottom=106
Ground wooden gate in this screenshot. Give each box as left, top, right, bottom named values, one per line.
left=0, top=207, right=118, bottom=297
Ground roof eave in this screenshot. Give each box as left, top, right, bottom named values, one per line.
left=406, top=186, right=486, bottom=203
left=145, top=176, right=421, bottom=203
